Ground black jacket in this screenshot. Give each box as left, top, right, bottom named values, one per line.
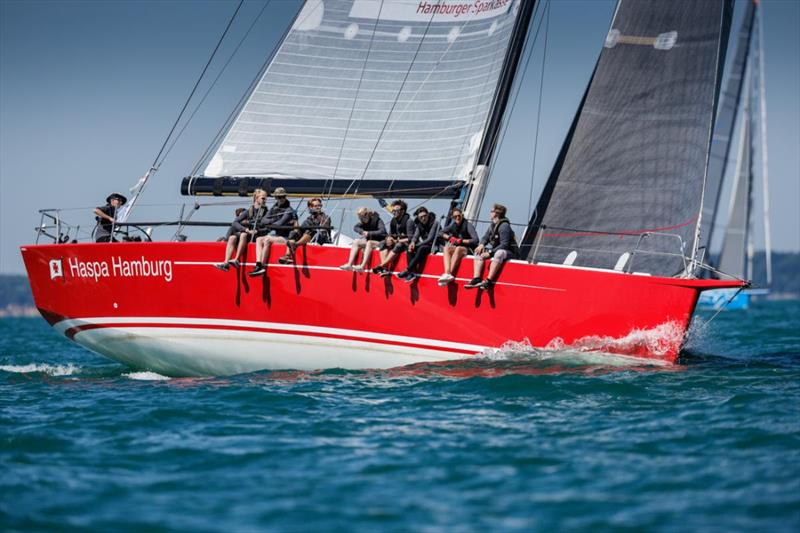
left=389, top=213, right=414, bottom=240
left=440, top=218, right=479, bottom=248
left=258, top=203, right=296, bottom=237
left=300, top=211, right=332, bottom=244
left=480, top=218, right=518, bottom=256
left=231, top=205, right=268, bottom=233
left=411, top=212, right=440, bottom=248
left=354, top=213, right=387, bottom=240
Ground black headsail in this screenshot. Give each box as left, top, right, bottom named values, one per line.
left=520, top=0, right=733, bottom=277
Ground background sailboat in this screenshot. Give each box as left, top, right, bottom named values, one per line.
left=698, top=0, right=772, bottom=311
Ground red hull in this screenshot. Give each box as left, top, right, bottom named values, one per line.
left=20, top=242, right=742, bottom=375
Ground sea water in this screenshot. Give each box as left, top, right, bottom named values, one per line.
left=1, top=301, right=798, bottom=531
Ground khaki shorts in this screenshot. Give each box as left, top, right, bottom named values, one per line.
left=491, top=249, right=511, bottom=264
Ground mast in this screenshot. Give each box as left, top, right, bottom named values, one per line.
left=462, top=0, right=537, bottom=221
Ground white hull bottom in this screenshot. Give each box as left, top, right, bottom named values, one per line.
left=54, top=318, right=484, bottom=376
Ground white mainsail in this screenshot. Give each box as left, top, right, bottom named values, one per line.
left=202, top=0, right=522, bottom=186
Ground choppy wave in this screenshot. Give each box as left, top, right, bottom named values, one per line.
left=0, top=363, right=80, bottom=376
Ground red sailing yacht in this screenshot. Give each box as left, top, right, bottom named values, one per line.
left=21, top=0, right=744, bottom=376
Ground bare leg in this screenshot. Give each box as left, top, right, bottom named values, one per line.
left=346, top=240, right=364, bottom=267
left=487, top=260, right=503, bottom=282
left=254, top=236, right=267, bottom=263
left=360, top=241, right=377, bottom=269
left=282, top=233, right=311, bottom=260
left=473, top=256, right=485, bottom=279
left=380, top=250, right=397, bottom=269
left=442, top=246, right=453, bottom=274
left=450, top=247, right=467, bottom=276
left=223, top=235, right=237, bottom=262
left=235, top=233, right=249, bottom=260
left=266, top=236, right=286, bottom=264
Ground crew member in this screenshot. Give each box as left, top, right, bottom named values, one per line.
left=396, top=206, right=439, bottom=282
left=436, top=207, right=478, bottom=286
left=278, top=197, right=331, bottom=265
left=339, top=207, right=387, bottom=272
left=93, top=193, right=127, bottom=243
left=465, top=203, right=518, bottom=290
left=249, top=187, right=296, bottom=276
left=215, top=189, right=268, bottom=271
left=372, top=200, right=414, bottom=277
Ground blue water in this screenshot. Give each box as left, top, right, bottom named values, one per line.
left=2, top=302, right=799, bottom=531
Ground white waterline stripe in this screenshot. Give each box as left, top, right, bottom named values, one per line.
left=54, top=317, right=489, bottom=353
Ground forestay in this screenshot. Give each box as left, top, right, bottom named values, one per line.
left=202, top=0, right=522, bottom=190
left=523, top=0, right=732, bottom=277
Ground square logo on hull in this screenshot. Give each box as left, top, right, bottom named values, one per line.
left=49, top=259, right=63, bottom=280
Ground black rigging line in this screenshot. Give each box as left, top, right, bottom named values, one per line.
left=161, top=0, right=273, bottom=165
left=343, top=11, right=438, bottom=199
left=325, top=0, right=387, bottom=200
left=151, top=0, right=244, bottom=171
left=484, top=0, right=547, bottom=177
left=191, top=0, right=309, bottom=177
left=526, top=0, right=550, bottom=218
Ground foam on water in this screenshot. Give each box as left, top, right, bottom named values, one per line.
left=544, top=321, right=684, bottom=360
left=123, top=371, right=171, bottom=381
left=0, top=363, right=80, bottom=376
left=481, top=339, right=671, bottom=368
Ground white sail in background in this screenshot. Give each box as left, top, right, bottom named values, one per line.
left=203, top=0, right=522, bottom=183
left=717, top=93, right=752, bottom=280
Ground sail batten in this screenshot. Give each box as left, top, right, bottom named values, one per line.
left=198, top=0, right=524, bottom=190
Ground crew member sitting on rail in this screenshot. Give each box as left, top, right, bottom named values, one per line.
left=371, top=200, right=414, bottom=277
left=93, top=193, right=127, bottom=243
left=437, top=207, right=479, bottom=286
left=278, top=197, right=331, bottom=265
left=215, top=189, right=267, bottom=271
left=249, top=187, right=296, bottom=277
left=396, top=207, right=439, bottom=282
left=465, top=203, right=518, bottom=290
left=339, top=206, right=387, bottom=272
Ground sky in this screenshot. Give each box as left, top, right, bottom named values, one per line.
left=1, top=0, right=798, bottom=274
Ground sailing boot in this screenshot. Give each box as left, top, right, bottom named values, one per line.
left=464, top=277, right=482, bottom=289
left=248, top=263, right=266, bottom=277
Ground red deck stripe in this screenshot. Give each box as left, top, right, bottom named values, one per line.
left=64, top=322, right=479, bottom=355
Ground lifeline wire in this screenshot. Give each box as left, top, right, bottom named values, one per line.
left=161, top=0, right=273, bottom=165
left=191, top=1, right=319, bottom=176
